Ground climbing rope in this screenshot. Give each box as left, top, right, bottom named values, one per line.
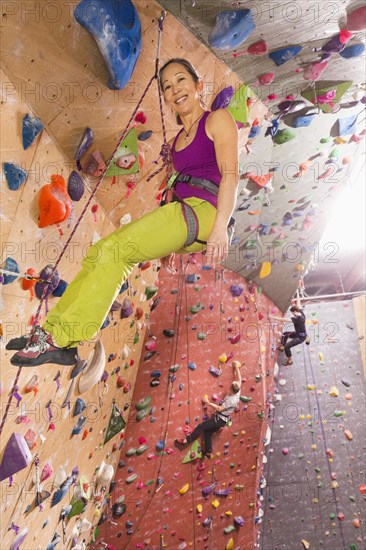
left=0, top=11, right=169, bottom=436
left=303, top=345, right=347, bottom=550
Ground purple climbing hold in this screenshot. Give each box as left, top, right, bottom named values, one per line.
left=75, top=127, right=93, bottom=171
left=9, top=528, right=29, bottom=550
left=230, top=284, right=244, bottom=297
left=67, top=171, right=85, bottom=201
left=202, top=482, right=217, bottom=497
left=0, top=433, right=32, bottom=482
left=35, top=265, right=60, bottom=299
left=120, top=297, right=134, bottom=318
left=208, top=9, right=255, bottom=51
left=211, top=86, right=234, bottom=111
left=234, top=516, right=245, bottom=526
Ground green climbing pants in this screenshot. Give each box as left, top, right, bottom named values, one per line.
left=43, top=198, right=216, bottom=347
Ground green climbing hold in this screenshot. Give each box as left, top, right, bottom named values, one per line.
left=145, top=285, right=158, bottom=300
left=136, top=444, right=148, bottom=455
left=329, top=512, right=335, bottom=520
left=333, top=410, right=344, bottom=417
left=197, top=332, right=206, bottom=341
left=315, top=467, right=321, bottom=473
left=273, top=129, right=295, bottom=145
left=126, top=448, right=137, bottom=457
left=126, top=474, right=137, bottom=484
left=257, top=412, right=264, bottom=418
left=255, top=375, right=262, bottom=382
left=320, top=137, right=332, bottom=143
left=136, top=408, right=150, bottom=421
left=298, top=453, right=304, bottom=459
left=224, top=526, right=236, bottom=534
left=350, top=544, right=357, bottom=550
left=169, top=364, right=179, bottom=373
left=190, top=302, right=203, bottom=314
left=240, top=396, right=252, bottom=403
left=133, top=331, right=139, bottom=345
left=136, top=396, right=152, bottom=411
left=230, top=463, right=235, bottom=469
left=182, top=440, right=202, bottom=463
left=349, top=495, right=355, bottom=502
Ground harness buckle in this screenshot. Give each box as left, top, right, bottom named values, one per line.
left=166, top=171, right=179, bottom=190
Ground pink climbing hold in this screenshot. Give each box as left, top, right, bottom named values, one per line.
left=233, top=40, right=268, bottom=58
left=346, top=5, right=366, bottom=32
left=282, top=448, right=289, bottom=455
left=253, top=72, right=275, bottom=86
left=303, top=61, right=329, bottom=81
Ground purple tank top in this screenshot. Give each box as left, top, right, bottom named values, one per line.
left=171, top=111, right=222, bottom=208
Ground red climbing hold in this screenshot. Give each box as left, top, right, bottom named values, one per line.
left=38, top=175, right=72, bottom=228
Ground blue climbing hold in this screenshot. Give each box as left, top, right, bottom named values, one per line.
left=269, top=45, right=303, bottom=66
left=138, top=130, right=153, bottom=141
left=208, top=9, right=255, bottom=51
left=293, top=113, right=316, bottom=128
left=72, top=416, right=87, bottom=435
left=73, top=398, right=87, bottom=417
left=53, top=279, right=68, bottom=297
left=1, top=257, right=20, bottom=285
left=151, top=370, right=161, bottom=378
left=156, top=440, right=165, bottom=452
left=337, top=114, right=358, bottom=136
left=74, top=0, right=142, bottom=90
left=3, top=162, right=28, bottom=190
left=188, top=361, right=197, bottom=371
left=22, top=113, right=43, bottom=150
left=339, top=43, right=365, bottom=59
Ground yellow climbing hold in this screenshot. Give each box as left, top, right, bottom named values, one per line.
left=311, top=444, right=317, bottom=450
left=196, top=504, right=202, bottom=513
left=329, top=386, right=339, bottom=397
left=179, top=483, right=189, bottom=495
left=299, top=415, right=305, bottom=420
left=212, top=499, right=220, bottom=508
left=259, top=261, right=271, bottom=279
left=219, top=353, right=227, bottom=364
left=307, top=384, right=316, bottom=390
left=301, top=540, right=310, bottom=549
left=318, top=352, right=324, bottom=362
left=226, top=538, right=234, bottom=550
left=225, top=510, right=232, bottom=516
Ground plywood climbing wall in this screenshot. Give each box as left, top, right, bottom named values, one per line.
left=91, top=258, right=279, bottom=549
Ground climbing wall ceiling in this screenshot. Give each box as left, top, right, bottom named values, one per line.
left=158, top=0, right=366, bottom=311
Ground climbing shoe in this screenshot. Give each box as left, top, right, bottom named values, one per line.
left=283, top=358, right=293, bottom=366
left=10, top=329, right=78, bottom=367
left=6, top=325, right=44, bottom=351
left=276, top=346, right=284, bottom=352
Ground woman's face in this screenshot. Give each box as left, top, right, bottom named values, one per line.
left=161, top=63, right=201, bottom=114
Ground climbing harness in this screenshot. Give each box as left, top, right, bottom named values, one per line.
left=161, top=171, right=236, bottom=247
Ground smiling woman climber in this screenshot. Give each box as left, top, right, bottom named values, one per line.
left=9, top=58, right=239, bottom=367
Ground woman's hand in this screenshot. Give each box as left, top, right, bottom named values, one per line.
left=205, top=227, right=228, bottom=266
left=161, top=253, right=177, bottom=274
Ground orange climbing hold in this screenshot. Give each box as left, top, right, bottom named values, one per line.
left=22, top=268, right=38, bottom=300
left=38, top=175, right=72, bottom=228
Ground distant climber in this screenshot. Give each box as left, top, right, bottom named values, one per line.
left=174, top=361, right=242, bottom=458
left=268, top=291, right=309, bottom=365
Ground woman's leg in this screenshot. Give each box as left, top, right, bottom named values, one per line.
left=11, top=198, right=216, bottom=364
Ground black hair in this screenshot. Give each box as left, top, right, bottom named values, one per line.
left=290, top=305, right=302, bottom=313
left=159, top=58, right=200, bottom=89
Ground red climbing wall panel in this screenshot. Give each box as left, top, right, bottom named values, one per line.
left=93, top=255, right=280, bottom=550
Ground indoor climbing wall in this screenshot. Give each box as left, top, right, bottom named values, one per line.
left=91, top=257, right=279, bottom=550
left=0, top=63, right=161, bottom=550
left=159, top=0, right=366, bottom=311
left=260, top=299, right=366, bottom=549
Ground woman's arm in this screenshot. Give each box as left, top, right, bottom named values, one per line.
left=205, top=109, right=239, bottom=265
